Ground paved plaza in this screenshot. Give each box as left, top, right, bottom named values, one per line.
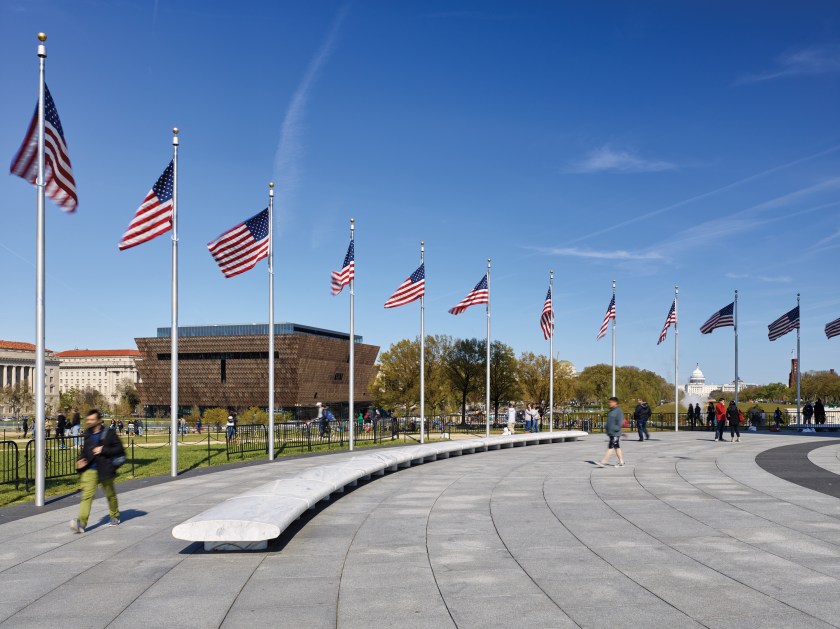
left=2, top=432, right=840, bottom=628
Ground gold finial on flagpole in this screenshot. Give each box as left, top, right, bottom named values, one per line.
left=172, top=127, right=179, bottom=135
left=269, top=182, right=274, bottom=188
left=37, top=32, right=47, bottom=42
left=350, top=217, right=355, bottom=223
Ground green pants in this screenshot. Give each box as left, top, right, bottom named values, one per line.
left=77, top=469, right=119, bottom=527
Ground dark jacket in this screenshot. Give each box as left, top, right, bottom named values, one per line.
left=815, top=400, right=826, bottom=422
left=634, top=403, right=651, bottom=422
left=706, top=404, right=715, bottom=422
left=77, top=426, right=125, bottom=481
left=726, top=403, right=740, bottom=425
left=606, top=406, right=624, bottom=437
left=803, top=403, right=814, bottom=419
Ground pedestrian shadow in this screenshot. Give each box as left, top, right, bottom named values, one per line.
left=87, top=508, right=148, bottom=531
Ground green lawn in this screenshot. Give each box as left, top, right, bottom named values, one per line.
left=0, top=430, right=450, bottom=508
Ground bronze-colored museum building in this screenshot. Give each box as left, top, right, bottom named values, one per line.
left=135, top=323, right=379, bottom=416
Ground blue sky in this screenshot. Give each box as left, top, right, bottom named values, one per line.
left=1, top=1, right=839, bottom=387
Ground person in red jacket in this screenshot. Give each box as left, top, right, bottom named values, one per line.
left=714, top=397, right=728, bottom=442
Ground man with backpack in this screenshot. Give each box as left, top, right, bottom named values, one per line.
left=70, top=409, right=125, bottom=533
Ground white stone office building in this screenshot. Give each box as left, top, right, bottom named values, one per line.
left=56, top=349, right=141, bottom=409
left=0, top=341, right=60, bottom=416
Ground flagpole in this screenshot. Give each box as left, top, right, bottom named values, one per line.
left=674, top=285, right=679, bottom=432
left=349, top=218, right=355, bottom=451
left=797, top=293, right=801, bottom=424
left=268, top=182, right=275, bottom=461
left=170, top=128, right=179, bottom=477
left=420, top=241, right=425, bottom=444
left=611, top=279, right=616, bottom=397
left=34, top=32, right=47, bottom=507
left=486, top=258, right=491, bottom=438
left=734, top=289, right=739, bottom=407
left=549, top=270, right=554, bottom=433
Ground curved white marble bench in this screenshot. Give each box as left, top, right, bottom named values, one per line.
left=172, top=430, right=587, bottom=550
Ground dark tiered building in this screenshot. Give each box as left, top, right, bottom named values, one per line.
left=135, top=323, right=379, bottom=416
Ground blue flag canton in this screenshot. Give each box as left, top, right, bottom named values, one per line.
left=474, top=274, right=488, bottom=291
left=719, top=303, right=734, bottom=317
left=546, top=287, right=552, bottom=301
left=152, top=162, right=174, bottom=203
left=43, top=85, right=66, bottom=140
left=411, top=263, right=425, bottom=283
left=343, top=241, right=355, bottom=267
left=245, top=208, right=270, bottom=241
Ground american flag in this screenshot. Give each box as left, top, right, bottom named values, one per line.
left=10, top=85, right=77, bottom=212
left=384, top=263, right=425, bottom=308
left=768, top=305, right=799, bottom=341
left=699, top=302, right=734, bottom=334
left=207, top=208, right=269, bottom=278
left=331, top=241, right=355, bottom=295
left=118, top=161, right=173, bottom=250
left=657, top=299, right=676, bottom=345
left=596, top=295, right=615, bottom=340
left=826, top=316, right=840, bottom=340
left=540, top=287, right=554, bottom=340
left=449, top=274, right=488, bottom=315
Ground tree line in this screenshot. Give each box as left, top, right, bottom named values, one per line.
left=368, top=336, right=673, bottom=419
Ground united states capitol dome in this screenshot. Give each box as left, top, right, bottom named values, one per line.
left=689, top=364, right=705, bottom=384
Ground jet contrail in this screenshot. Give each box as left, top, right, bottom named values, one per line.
left=564, top=144, right=840, bottom=245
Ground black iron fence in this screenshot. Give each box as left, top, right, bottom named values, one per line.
left=226, top=424, right=268, bottom=460
left=0, top=441, right=19, bottom=489
left=24, top=436, right=79, bottom=490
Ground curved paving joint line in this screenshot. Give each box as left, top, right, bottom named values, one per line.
left=172, top=431, right=587, bottom=551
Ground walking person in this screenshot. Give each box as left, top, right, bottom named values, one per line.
left=596, top=397, right=626, bottom=467
left=634, top=398, right=651, bottom=441
left=56, top=410, right=67, bottom=449
left=727, top=400, right=741, bottom=443
left=506, top=403, right=516, bottom=435
left=714, top=398, right=728, bottom=442
left=69, top=410, right=125, bottom=533
left=71, top=408, right=81, bottom=446
left=523, top=404, right=532, bottom=433
left=803, top=401, right=814, bottom=432
left=21, top=416, right=28, bottom=439
left=773, top=407, right=783, bottom=431
left=686, top=403, right=695, bottom=429
left=320, top=403, right=334, bottom=438
left=706, top=402, right=716, bottom=431
left=694, top=403, right=702, bottom=430
left=225, top=415, right=235, bottom=441
left=530, top=404, right=540, bottom=433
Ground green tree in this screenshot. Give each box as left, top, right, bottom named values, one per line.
left=203, top=407, right=229, bottom=429
left=445, top=338, right=485, bottom=423
left=1, top=382, right=34, bottom=418
left=424, top=335, right=453, bottom=418
left=489, top=341, right=518, bottom=419
left=518, top=352, right=549, bottom=405
left=369, top=339, right=420, bottom=414
left=241, top=406, right=268, bottom=424
left=116, top=379, right=141, bottom=413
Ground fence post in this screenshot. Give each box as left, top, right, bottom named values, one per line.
left=207, top=431, right=211, bottom=467
left=307, top=423, right=311, bottom=452
left=131, top=439, right=135, bottom=478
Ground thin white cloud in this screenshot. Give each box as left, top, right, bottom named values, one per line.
left=724, top=272, right=792, bottom=284
left=564, top=144, right=840, bottom=245
left=567, top=145, right=676, bottom=174
left=273, top=5, right=348, bottom=193
left=739, top=44, right=840, bottom=84
left=537, top=247, right=663, bottom=261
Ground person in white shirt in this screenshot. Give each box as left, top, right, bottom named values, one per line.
left=506, top=404, right=516, bottom=434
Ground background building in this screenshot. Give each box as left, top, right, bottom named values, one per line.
left=56, top=349, right=142, bottom=408
left=0, top=341, right=60, bottom=416
left=135, top=323, right=379, bottom=416
left=683, top=364, right=756, bottom=398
